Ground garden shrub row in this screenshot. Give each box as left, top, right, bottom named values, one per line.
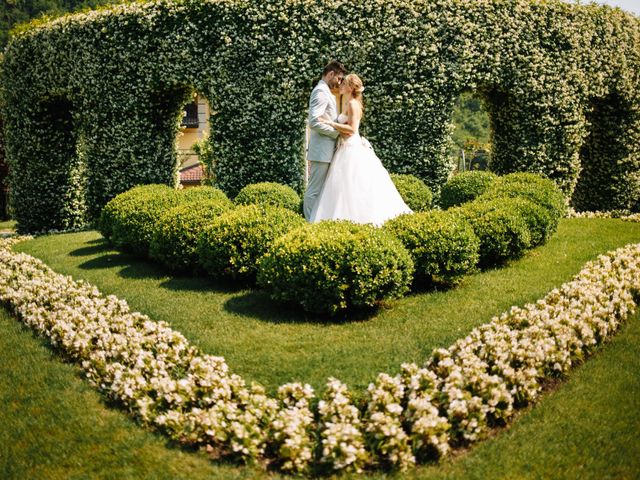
left=100, top=172, right=565, bottom=315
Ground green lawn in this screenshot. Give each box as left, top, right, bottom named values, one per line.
left=1, top=275, right=639, bottom=478
left=12, top=218, right=640, bottom=396
left=0, top=219, right=15, bottom=231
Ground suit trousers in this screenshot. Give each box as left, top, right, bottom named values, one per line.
left=303, top=160, right=331, bottom=220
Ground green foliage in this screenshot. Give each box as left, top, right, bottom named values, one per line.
left=198, top=204, right=305, bottom=281
left=384, top=211, right=479, bottom=286
left=2, top=0, right=640, bottom=233
left=454, top=199, right=532, bottom=267
left=482, top=172, right=567, bottom=231
left=149, top=198, right=233, bottom=271
left=234, top=182, right=301, bottom=212
left=179, top=186, right=232, bottom=207
left=98, top=184, right=178, bottom=253
left=1, top=0, right=117, bottom=49
left=571, top=93, right=640, bottom=212
left=389, top=174, right=433, bottom=212
left=440, top=171, right=498, bottom=209
left=258, top=221, right=414, bottom=316
left=498, top=197, right=554, bottom=247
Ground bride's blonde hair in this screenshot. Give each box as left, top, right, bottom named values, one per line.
left=343, top=73, right=365, bottom=114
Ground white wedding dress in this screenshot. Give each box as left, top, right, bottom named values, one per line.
left=310, top=113, right=413, bottom=226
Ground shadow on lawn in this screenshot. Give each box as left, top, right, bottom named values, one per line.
left=71, top=239, right=246, bottom=294
left=69, top=237, right=382, bottom=324
left=224, top=291, right=380, bottom=325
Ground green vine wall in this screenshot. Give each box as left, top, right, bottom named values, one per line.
left=1, top=0, right=639, bottom=232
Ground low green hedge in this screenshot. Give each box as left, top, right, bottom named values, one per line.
left=179, top=186, right=233, bottom=206
left=234, top=182, right=301, bottom=212
left=389, top=174, right=433, bottom=212
left=384, top=211, right=480, bottom=286
left=198, top=204, right=306, bottom=281
left=481, top=172, right=567, bottom=230
left=497, top=196, right=553, bottom=247
left=258, top=221, right=414, bottom=316
left=98, top=184, right=180, bottom=255
left=440, top=171, right=498, bottom=209
left=149, top=198, right=234, bottom=271
left=454, top=199, right=531, bottom=267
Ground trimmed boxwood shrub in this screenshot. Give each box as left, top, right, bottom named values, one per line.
left=439, top=171, right=498, bottom=209
left=454, top=199, right=531, bottom=267
left=384, top=211, right=479, bottom=286
left=198, top=204, right=305, bottom=281
left=179, top=186, right=233, bottom=207
left=258, top=221, right=414, bottom=315
left=234, top=182, right=301, bottom=212
left=98, top=184, right=179, bottom=254
left=389, top=174, right=433, bottom=212
left=149, top=198, right=234, bottom=271
left=496, top=196, right=553, bottom=247
left=481, top=172, right=567, bottom=229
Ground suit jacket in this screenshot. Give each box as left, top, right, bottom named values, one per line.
left=307, top=79, right=339, bottom=163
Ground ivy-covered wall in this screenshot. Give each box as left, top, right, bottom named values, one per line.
left=1, top=0, right=639, bottom=232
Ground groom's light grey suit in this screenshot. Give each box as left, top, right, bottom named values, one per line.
left=303, top=79, right=339, bottom=219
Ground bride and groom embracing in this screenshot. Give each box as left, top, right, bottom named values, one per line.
left=302, top=60, right=413, bottom=226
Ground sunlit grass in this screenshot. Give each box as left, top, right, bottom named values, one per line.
left=3, top=218, right=639, bottom=478
left=13, top=218, right=640, bottom=395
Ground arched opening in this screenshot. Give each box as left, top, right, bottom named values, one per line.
left=449, top=90, right=492, bottom=173
left=175, top=91, right=212, bottom=189
left=12, top=95, right=87, bottom=232
left=573, top=92, right=640, bottom=212
left=0, top=114, right=8, bottom=220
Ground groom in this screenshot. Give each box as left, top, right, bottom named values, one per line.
left=303, top=60, right=348, bottom=220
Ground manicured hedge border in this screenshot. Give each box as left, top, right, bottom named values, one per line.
left=1, top=235, right=637, bottom=474
left=1, top=0, right=639, bottom=232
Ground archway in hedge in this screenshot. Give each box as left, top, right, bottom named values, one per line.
left=2, top=0, right=639, bottom=233
left=573, top=91, right=640, bottom=211
left=8, top=95, right=87, bottom=231
left=449, top=89, right=492, bottom=172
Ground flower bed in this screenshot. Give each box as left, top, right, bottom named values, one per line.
left=566, top=208, right=640, bottom=222
left=0, top=236, right=638, bottom=475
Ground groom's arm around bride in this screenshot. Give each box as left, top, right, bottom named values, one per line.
left=303, top=60, right=346, bottom=220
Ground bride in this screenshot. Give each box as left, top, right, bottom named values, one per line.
left=309, top=73, right=412, bottom=226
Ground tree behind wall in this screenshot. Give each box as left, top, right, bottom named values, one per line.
left=0, top=0, right=116, bottom=50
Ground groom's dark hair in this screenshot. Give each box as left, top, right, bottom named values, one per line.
left=323, top=60, right=346, bottom=76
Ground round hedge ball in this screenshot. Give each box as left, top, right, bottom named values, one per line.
left=258, top=220, right=414, bottom=316
left=439, top=171, right=498, bottom=209
left=384, top=210, right=480, bottom=286
left=495, top=196, right=553, bottom=247
left=389, top=174, right=433, bottom=212
left=149, top=198, right=234, bottom=271
left=481, top=172, right=566, bottom=230
left=99, top=184, right=180, bottom=255
left=234, top=182, right=301, bottom=212
left=453, top=199, right=531, bottom=267
left=179, top=185, right=233, bottom=207
left=198, top=204, right=306, bottom=281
